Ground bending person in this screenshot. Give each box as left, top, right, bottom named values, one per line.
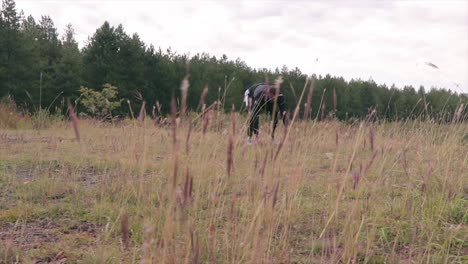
left=244, top=83, right=289, bottom=144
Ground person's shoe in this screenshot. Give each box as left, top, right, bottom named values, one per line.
left=247, top=137, right=253, bottom=145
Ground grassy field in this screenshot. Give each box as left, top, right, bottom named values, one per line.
left=0, top=113, right=467, bottom=263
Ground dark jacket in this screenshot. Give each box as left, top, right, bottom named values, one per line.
left=246, top=83, right=287, bottom=114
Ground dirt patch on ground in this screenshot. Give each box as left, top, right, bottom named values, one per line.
left=0, top=220, right=61, bottom=249
left=0, top=219, right=103, bottom=263
left=9, top=165, right=44, bottom=182
left=64, top=221, right=100, bottom=237
left=1, top=162, right=105, bottom=186
left=1, top=162, right=65, bottom=182
left=74, top=166, right=103, bottom=186
left=0, top=219, right=101, bottom=251
left=0, top=134, right=74, bottom=145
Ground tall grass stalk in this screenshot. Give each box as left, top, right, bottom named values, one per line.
left=0, top=87, right=466, bottom=263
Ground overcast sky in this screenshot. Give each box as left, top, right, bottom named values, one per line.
left=15, top=0, right=468, bottom=93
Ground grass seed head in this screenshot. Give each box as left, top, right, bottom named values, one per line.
left=181, top=76, right=190, bottom=118
left=304, top=78, right=315, bottom=120
left=121, top=213, right=130, bottom=250
left=321, top=101, right=326, bottom=121
left=333, top=88, right=337, bottom=113
left=137, top=101, right=146, bottom=124
left=67, top=100, right=80, bottom=142
left=199, top=85, right=209, bottom=111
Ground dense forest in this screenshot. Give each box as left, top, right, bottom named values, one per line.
left=0, top=0, right=466, bottom=121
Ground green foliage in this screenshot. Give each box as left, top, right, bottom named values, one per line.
left=445, top=198, right=468, bottom=224
left=30, top=108, right=62, bottom=129
left=0, top=0, right=467, bottom=121
left=78, top=84, right=120, bottom=118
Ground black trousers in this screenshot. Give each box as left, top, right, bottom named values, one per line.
left=248, top=101, right=281, bottom=138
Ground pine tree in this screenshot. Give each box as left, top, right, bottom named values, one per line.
left=0, top=0, right=23, bottom=98
left=53, top=23, right=82, bottom=107
left=35, top=15, right=61, bottom=109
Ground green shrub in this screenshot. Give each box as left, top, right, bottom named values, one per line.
left=31, top=108, right=63, bottom=129
left=78, top=84, right=121, bottom=119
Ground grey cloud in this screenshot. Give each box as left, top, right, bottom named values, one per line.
left=232, top=3, right=284, bottom=21
left=15, top=0, right=467, bottom=92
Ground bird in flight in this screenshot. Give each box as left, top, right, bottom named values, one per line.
left=424, top=62, right=439, bottom=69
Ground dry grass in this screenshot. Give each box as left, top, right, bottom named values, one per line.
left=0, top=114, right=467, bottom=263
left=0, top=102, right=30, bottom=130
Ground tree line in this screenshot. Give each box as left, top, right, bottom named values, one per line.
left=1, top=0, right=466, bottom=121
